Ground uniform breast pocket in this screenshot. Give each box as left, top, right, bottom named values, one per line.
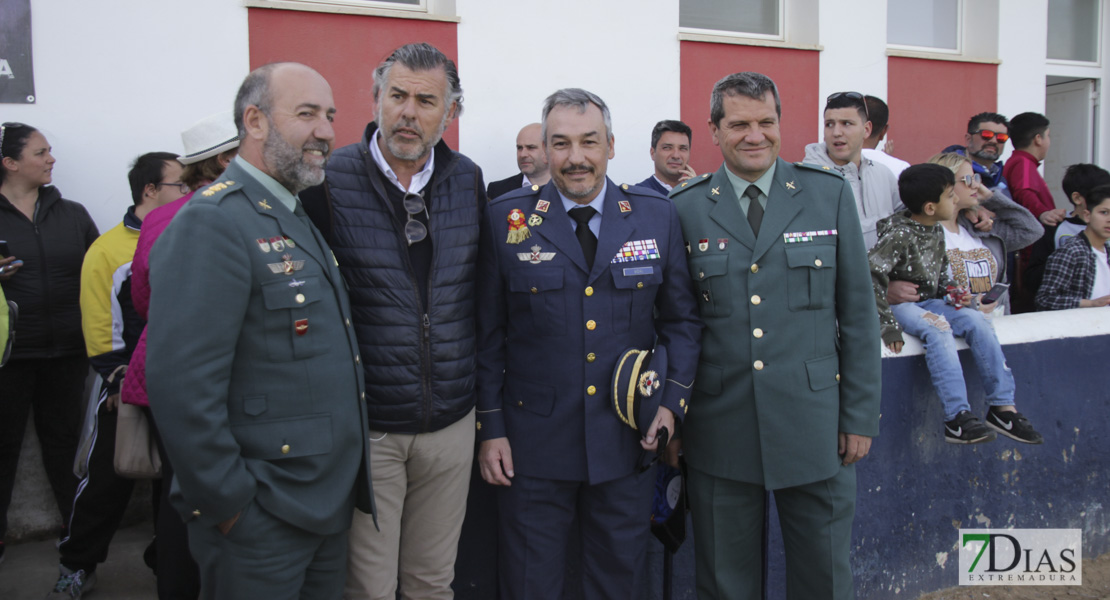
left=784, top=244, right=837, bottom=311
left=609, top=262, right=663, bottom=333
left=260, top=276, right=326, bottom=361
left=507, top=268, right=566, bottom=337
left=688, top=254, right=731, bottom=318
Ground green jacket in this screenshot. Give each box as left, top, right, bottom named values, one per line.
left=868, top=211, right=956, bottom=345
left=671, top=160, right=881, bottom=490
left=0, top=285, right=12, bottom=367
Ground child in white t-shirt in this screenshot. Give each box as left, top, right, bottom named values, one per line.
left=1054, top=164, right=1110, bottom=249
left=1037, top=184, right=1110, bottom=310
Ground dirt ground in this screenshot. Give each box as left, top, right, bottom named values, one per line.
left=917, top=552, right=1110, bottom=599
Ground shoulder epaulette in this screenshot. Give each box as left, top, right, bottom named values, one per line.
left=197, top=179, right=244, bottom=201
left=669, top=173, right=713, bottom=196
left=794, top=162, right=845, bottom=178
left=489, top=184, right=540, bottom=206
left=620, top=182, right=666, bottom=199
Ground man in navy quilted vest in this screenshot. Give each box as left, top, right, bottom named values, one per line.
left=300, top=42, right=486, bottom=600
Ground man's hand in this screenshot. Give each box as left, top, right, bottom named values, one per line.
left=838, top=433, right=872, bottom=465
left=106, top=393, right=120, bottom=412
left=663, top=438, right=682, bottom=468
left=1080, top=295, right=1110, bottom=308
left=678, top=163, right=698, bottom=182
left=887, top=280, right=920, bottom=305
left=0, top=256, right=22, bottom=281
left=885, top=341, right=903, bottom=354
left=641, top=406, right=675, bottom=452
left=479, top=438, right=515, bottom=486
left=218, top=512, right=241, bottom=535
left=1039, top=208, right=1067, bottom=227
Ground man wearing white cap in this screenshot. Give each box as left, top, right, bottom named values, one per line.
left=119, top=110, right=240, bottom=600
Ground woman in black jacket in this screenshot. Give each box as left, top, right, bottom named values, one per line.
left=0, top=122, right=99, bottom=556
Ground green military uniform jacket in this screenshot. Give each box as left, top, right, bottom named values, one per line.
left=671, top=159, right=881, bottom=490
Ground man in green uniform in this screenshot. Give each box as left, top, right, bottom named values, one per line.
left=669, top=71, right=881, bottom=599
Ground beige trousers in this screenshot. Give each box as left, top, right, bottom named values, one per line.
left=344, top=409, right=475, bottom=600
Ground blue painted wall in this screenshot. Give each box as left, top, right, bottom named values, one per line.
left=455, top=332, right=1110, bottom=599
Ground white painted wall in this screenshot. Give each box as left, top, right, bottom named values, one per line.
left=996, top=0, right=1049, bottom=168
left=815, top=0, right=889, bottom=141
left=456, top=0, right=682, bottom=187
left=4, top=0, right=249, bottom=233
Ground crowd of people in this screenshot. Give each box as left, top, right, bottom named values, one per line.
left=0, top=40, right=1106, bottom=600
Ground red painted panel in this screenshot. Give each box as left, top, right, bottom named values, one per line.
left=679, top=41, right=820, bottom=173
left=887, top=56, right=997, bottom=165
left=247, top=8, right=458, bottom=148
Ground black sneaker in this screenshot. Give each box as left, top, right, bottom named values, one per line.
left=986, top=407, right=1044, bottom=444
left=944, top=411, right=997, bottom=444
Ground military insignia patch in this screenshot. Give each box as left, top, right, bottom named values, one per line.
left=506, top=209, right=531, bottom=244
left=270, top=236, right=285, bottom=253
left=527, top=214, right=544, bottom=227
left=258, top=199, right=272, bottom=210
left=783, top=230, right=838, bottom=244
left=718, top=238, right=728, bottom=250
left=257, top=238, right=271, bottom=253
left=535, top=199, right=550, bottom=213
left=711, top=187, right=720, bottom=196
left=612, top=239, right=660, bottom=263
left=618, top=200, right=632, bottom=213
left=294, top=319, right=308, bottom=336
left=786, top=181, right=796, bottom=190
left=283, top=236, right=295, bottom=249
left=517, top=245, right=556, bottom=264
left=268, top=254, right=305, bottom=275
left=637, top=370, right=660, bottom=397
left=698, top=238, right=709, bottom=252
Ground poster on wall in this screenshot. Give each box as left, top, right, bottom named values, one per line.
left=0, top=0, right=36, bottom=104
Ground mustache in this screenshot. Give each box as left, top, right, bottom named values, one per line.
left=391, top=119, right=424, bottom=137
left=561, top=164, right=594, bottom=175
left=303, top=141, right=330, bottom=154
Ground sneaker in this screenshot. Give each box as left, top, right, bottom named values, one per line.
left=986, top=407, right=1044, bottom=444
left=45, top=565, right=96, bottom=599
left=944, top=411, right=997, bottom=444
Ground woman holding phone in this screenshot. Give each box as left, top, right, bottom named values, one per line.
left=0, top=122, right=99, bottom=559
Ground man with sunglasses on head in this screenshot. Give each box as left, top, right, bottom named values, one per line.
left=301, top=42, right=486, bottom=600
left=804, top=91, right=902, bottom=248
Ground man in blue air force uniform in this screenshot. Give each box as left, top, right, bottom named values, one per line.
left=146, top=63, right=373, bottom=600
left=475, top=88, right=702, bottom=599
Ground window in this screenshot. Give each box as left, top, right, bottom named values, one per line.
left=680, top=0, right=782, bottom=39
left=1047, top=0, right=1100, bottom=63
left=887, top=0, right=960, bottom=52
left=288, top=0, right=424, bottom=11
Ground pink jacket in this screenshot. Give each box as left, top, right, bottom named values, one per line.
left=121, top=192, right=194, bottom=406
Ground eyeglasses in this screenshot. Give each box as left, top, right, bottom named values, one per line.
left=826, top=92, right=869, bottom=121
left=403, top=191, right=429, bottom=246
left=156, top=182, right=190, bottom=195
left=970, top=130, right=1009, bottom=143
left=959, top=173, right=982, bottom=187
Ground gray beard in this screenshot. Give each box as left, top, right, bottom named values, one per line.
left=263, top=128, right=327, bottom=194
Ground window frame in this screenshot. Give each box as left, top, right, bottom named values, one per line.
left=1046, top=0, right=1103, bottom=66
left=678, top=0, right=786, bottom=43
left=886, top=0, right=963, bottom=56
left=266, top=0, right=426, bottom=13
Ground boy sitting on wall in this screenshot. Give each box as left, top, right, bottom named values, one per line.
left=869, top=163, right=1043, bottom=445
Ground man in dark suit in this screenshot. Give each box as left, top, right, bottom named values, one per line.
left=476, top=88, right=701, bottom=599
left=146, top=62, right=373, bottom=600
left=636, top=119, right=696, bottom=195
left=486, top=122, right=550, bottom=199
left=669, top=72, right=881, bottom=599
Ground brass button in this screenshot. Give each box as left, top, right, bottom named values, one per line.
left=192, top=509, right=201, bottom=517
left=751, top=295, right=761, bottom=305
left=699, top=271, right=706, bottom=279
left=517, top=400, right=523, bottom=406
left=586, top=320, right=596, bottom=331
left=636, top=282, right=644, bottom=289
left=751, top=264, right=759, bottom=273
left=585, top=286, right=594, bottom=296
left=836, top=374, right=841, bottom=382
left=281, top=444, right=291, bottom=454
left=530, top=287, right=538, bottom=294
left=753, top=328, right=764, bottom=338
left=587, top=386, right=597, bottom=396
left=754, top=360, right=765, bottom=370
left=476, top=422, right=482, bottom=431
left=295, top=293, right=305, bottom=304
left=814, top=258, right=823, bottom=267
left=679, top=398, right=686, bottom=407
left=586, top=353, right=596, bottom=363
